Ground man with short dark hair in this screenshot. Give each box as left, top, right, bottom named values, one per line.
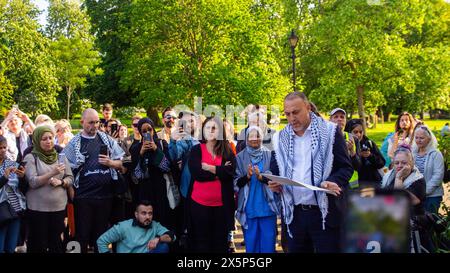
left=100, top=103, right=114, bottom=128
left=97, top=201, right=175, bottom=253
left=269, top=92, right=353, bottom=253
left=329, top=108, right=361, bottom=188
left=157, top=107, right=177, bottom=143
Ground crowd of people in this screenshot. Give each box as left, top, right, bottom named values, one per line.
left=0, top=97, right=447, bottom=254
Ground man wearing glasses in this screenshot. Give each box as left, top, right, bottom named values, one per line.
left=157, top=107, right=177, bottom=143
left=64, top=108, right=125, bottom=253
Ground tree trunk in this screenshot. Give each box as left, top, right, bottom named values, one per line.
left=373, top=113, right=377, bottom=129
left=356, top=85, right=367, bottom=132
left=419, top=111, right=424, bottom=120
left=146, top=106, right=162, bottom=127
left=379, top=108, right=384, bottom=124
left=384, top=111, right=391, bottom=122
left=67, top=86, right=71, bottom=121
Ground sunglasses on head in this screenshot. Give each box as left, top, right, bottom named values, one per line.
left=419, top=125, right=430, bottom=133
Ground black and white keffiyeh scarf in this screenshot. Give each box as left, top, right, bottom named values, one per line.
left=274, top=112, right=337, bottom=235
left=63, top=131, right=125, bottom=188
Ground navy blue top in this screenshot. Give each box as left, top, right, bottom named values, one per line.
left=75, top=135, right=113, bottom=199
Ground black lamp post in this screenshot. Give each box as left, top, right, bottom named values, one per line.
left=289, top=30, right=298, bottom=92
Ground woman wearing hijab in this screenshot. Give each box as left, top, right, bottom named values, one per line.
left=234, top=126, right=280, bottom=253
left=24, top=125, right=73, bottom=253
left=345, top=119, right=385, bottom=185
left=129, top=118, right=176, bottom=230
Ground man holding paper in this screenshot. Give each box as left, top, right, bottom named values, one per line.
left=268, top=92, right=353, bottom=253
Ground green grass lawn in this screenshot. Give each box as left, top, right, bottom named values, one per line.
left=365, top=119, right=450, bottom=146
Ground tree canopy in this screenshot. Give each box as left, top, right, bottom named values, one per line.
left=0, top=0, right=448, bottom=120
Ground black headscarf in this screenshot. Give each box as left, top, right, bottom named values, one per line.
left=137, top=118, right=159, bottom=142
left=344, top=119, right=363, bottom=133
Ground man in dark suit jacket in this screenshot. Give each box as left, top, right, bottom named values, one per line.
left=269, top=92, right=353, bottom=253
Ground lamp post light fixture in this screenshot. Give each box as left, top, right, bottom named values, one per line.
left=289, top=29, right=298, bottom=92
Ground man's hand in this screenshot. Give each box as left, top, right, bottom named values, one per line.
left=111, top=131, right=119, bottom=139
left=98, top=154, right=112, bottom=167
left=320, top=181, right=342, bottom=196
left=147, top=237, right=160, bottom=250
left=171, top=130, right=188, bottom=141
left=268, top=181, right=282, bottom=193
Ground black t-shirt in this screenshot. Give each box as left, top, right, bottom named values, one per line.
left=75, top=135, right=113, bottom=199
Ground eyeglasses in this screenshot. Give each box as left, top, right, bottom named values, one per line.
left=164, top=115, right=175, bottom=120
left=88, top=120, right=100, bottom=125
left=132, top=123, right=139, bottom=128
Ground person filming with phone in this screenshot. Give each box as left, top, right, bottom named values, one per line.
left=345, top=119, right=386, bottom=185
left=329, top=108, right=361, bottom=188
left=23, top=125, right=73, bottom=253
left=0, top=105, right=35, bottom=163
left=106, top=119, right=120, bottom=140
left=0, top=135, right=27, bottom=253
left=63, top=108, right=125, bottom=253
left=130, top=118, right=176, bottom=231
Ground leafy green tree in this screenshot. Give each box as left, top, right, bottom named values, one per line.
left=83, top=0, right=133, bottom=108
left=402, top=0, right=450, bottom=117
left=0, top=0, right=59, bottom=116
left=46, top=0, right=100, bottom=120
left=119, top=0, right=290, bottom=112
left=298, top=0, right=424, bottom=128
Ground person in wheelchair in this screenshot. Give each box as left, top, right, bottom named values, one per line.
left=381, top=145, right=433, bottom=253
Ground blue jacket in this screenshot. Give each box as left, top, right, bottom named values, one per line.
left=168, top=137, right=199, bottom=198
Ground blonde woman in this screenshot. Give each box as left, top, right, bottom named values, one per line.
left=54, top=119, right=74, bottom=148
left=412, top=125, right=445, bottom=214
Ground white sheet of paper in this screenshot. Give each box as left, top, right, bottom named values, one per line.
left=262, top=173, right=334, bottom=194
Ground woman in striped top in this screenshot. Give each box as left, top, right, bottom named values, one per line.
left=0, top=135, right=26, bottom=253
